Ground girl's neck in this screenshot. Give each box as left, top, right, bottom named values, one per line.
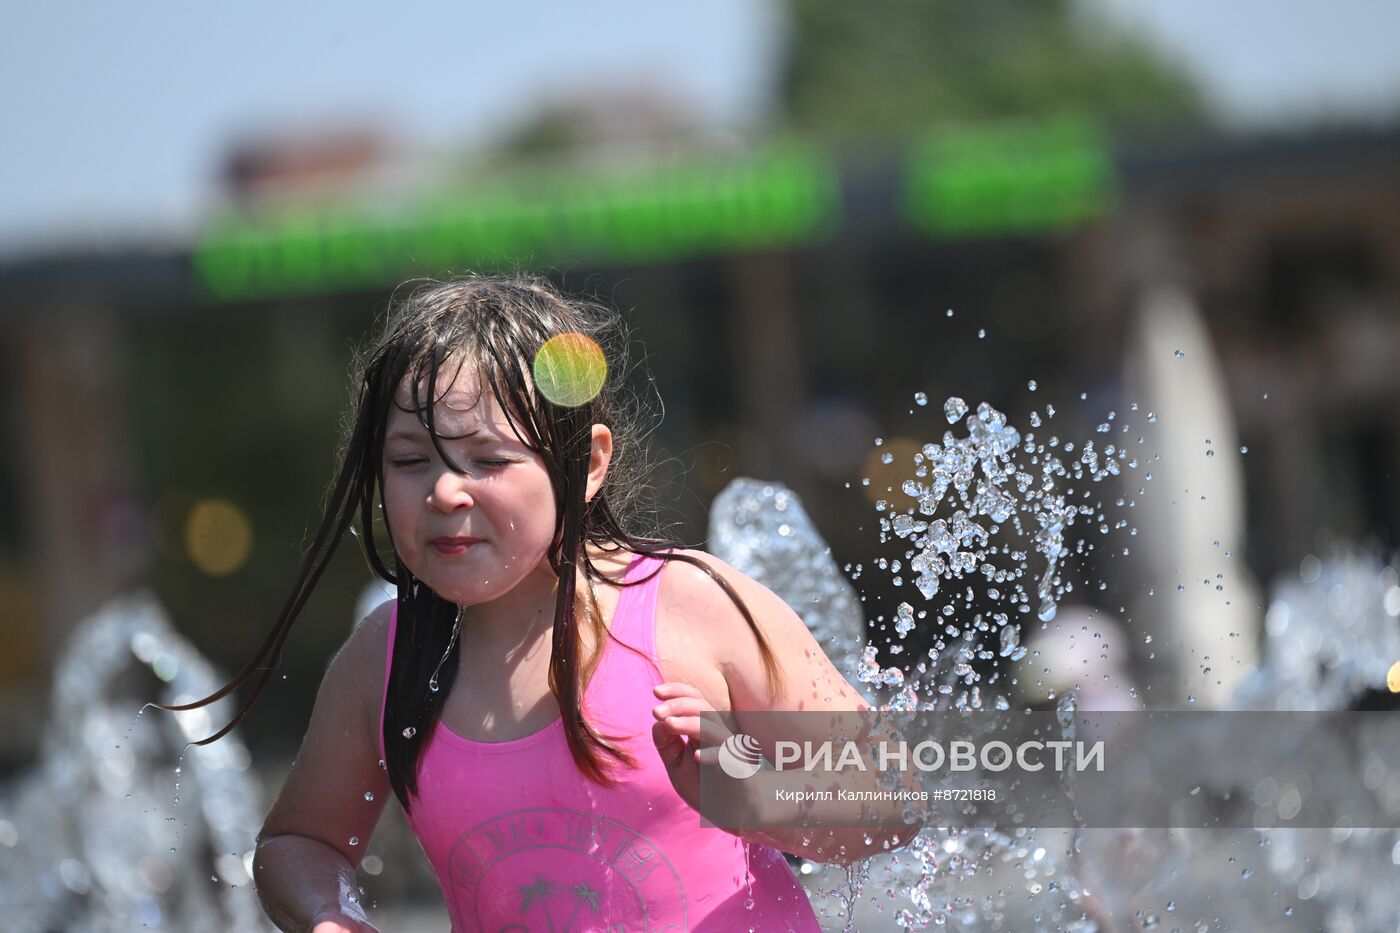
left=460, top=560, right=560, bottom=650
left=455, top=544, right=626, bottom=647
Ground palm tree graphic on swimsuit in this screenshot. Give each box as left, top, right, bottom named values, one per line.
left=502, top=875, right=605, bottom=932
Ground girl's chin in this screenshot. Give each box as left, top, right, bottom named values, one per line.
left=425, top=568, right=550, bottom=605
left=406, top=549, right=555, bottom=602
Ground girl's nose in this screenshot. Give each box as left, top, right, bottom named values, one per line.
left=428, top=469, right=474, bottom=511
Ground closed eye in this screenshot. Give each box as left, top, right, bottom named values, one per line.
left=388, top=458, right=513, bottom=470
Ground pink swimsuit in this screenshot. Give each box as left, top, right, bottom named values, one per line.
left=378, top=552, right=821, bottom=932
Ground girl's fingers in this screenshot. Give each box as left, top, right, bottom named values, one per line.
left=656, top=714, right=730, bottom=746
left=652, top=693, right=734, bottom=745
left=653, top=681, right=704, bottom=701
left=651, top=696, right=712, bottom=720
left=651, top=722, right=690, bottom=776
left=653, top=682, right=737, bottom=749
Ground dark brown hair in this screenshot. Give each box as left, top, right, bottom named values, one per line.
left=153, top=275, right=780, bottom=811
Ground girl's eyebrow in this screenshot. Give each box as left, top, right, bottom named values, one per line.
left=385, top=427, right=482, bottom=443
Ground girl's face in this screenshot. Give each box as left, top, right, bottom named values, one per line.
left=381, top=364, right=559, bottom=607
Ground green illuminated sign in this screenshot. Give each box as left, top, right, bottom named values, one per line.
left=192, top=120, right=1119, bottom=301
left=194, top=144, right=841, bottom=301
left=902, top=117, right=1115, bottom=237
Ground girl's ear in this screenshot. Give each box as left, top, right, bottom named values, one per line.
left=585, top=424, right=613, bottom=502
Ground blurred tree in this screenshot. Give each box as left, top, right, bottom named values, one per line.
left=777, top=0, right=1211, bottom=141
left=483, top=88, right=709, bottom=162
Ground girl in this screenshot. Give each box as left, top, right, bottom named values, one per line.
left=159, top=276, right=895, bottom=932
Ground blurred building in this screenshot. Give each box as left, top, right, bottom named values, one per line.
left=2, top=116, right=1400, bottom=760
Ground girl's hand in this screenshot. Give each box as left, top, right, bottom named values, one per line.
left=308, top=911, right=381, bottom=933
left=650, top=681, right=755, bottom=830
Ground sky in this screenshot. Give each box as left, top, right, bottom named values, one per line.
left=1090, top=0, right=1400, bottom=122
left=3, top=0, right=1399, bottom=254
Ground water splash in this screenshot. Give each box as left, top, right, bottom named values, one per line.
left=709, top=468, right=1113, bottom=929
left=1237, top=551, right=1400, bottom=711
left=1069, top=553, right=1400, bottom=931
left=0, top=591, right=268, bottom=931
left=1232, top=552, right=1400, bottom=931
left=707, top=479, right=872, bottom=700
left=695, top=437, right=1393, bottom=930
left=871, top=397, right=1138, bottom=716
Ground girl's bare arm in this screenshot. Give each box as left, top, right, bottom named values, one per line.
left=253, top=602, right=394, bottom=932
left=654, top=551, right=920, bottom=864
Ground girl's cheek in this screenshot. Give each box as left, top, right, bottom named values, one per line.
left=381, top=499, right=417, bottom=558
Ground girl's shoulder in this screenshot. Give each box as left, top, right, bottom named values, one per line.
left=649, top=549, right=739, bottom=710
left=330, top=599, right=396, bottom=734
left=652, top=549, right=798, bottom=688
left=349, top=597, right=396, bottom=662
left=654, top=548, right=871, bottom=714
left=654, top=547, right=778, bottom=620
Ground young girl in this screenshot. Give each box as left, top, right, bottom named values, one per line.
left=159, top=276, right=890, bottom=932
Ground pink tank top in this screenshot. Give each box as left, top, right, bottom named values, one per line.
left=378, top=552, right=821, bottom=932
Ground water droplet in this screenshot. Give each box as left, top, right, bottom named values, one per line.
left=348, top=836, right=359, bottom=847
left=977, top=328, right=986, bottom=339
left=402, top=727, right=416, bottom=739
left=914, top=391, right=928, bottom=407
left=1027, top=379, right=1037, bottom=391
left=364, top=792, right=375, bottom=802
left=943, top=397, right=968, bottom=424
left=999, top=624, right=1021, bottom=657
left=1173, top=350, right=1185, bottom=360
left=1239, top=445, right=1248, bottom=454
left=945, top=308, right=954, bottom=318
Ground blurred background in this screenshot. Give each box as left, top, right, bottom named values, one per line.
left=4, top=1, right=1400, bottom=929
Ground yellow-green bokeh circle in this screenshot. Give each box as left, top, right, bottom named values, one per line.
left=533, top=333, right=607, bottom=407
left=185, top=499, right=253, bottom=576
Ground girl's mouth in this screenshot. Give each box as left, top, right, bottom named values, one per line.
left=431, top=537, right=481, bottom=555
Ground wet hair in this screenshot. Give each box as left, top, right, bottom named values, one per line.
left=153, top=274, right=780, bottom=811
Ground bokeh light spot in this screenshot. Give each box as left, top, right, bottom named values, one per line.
left=184, top=499, right=253, bottom=576
left=532, top=333, right=607, bottom=407
left=860, top=437, right=922, bottom=506
left=1387, top=660, right=1400, bottom=694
